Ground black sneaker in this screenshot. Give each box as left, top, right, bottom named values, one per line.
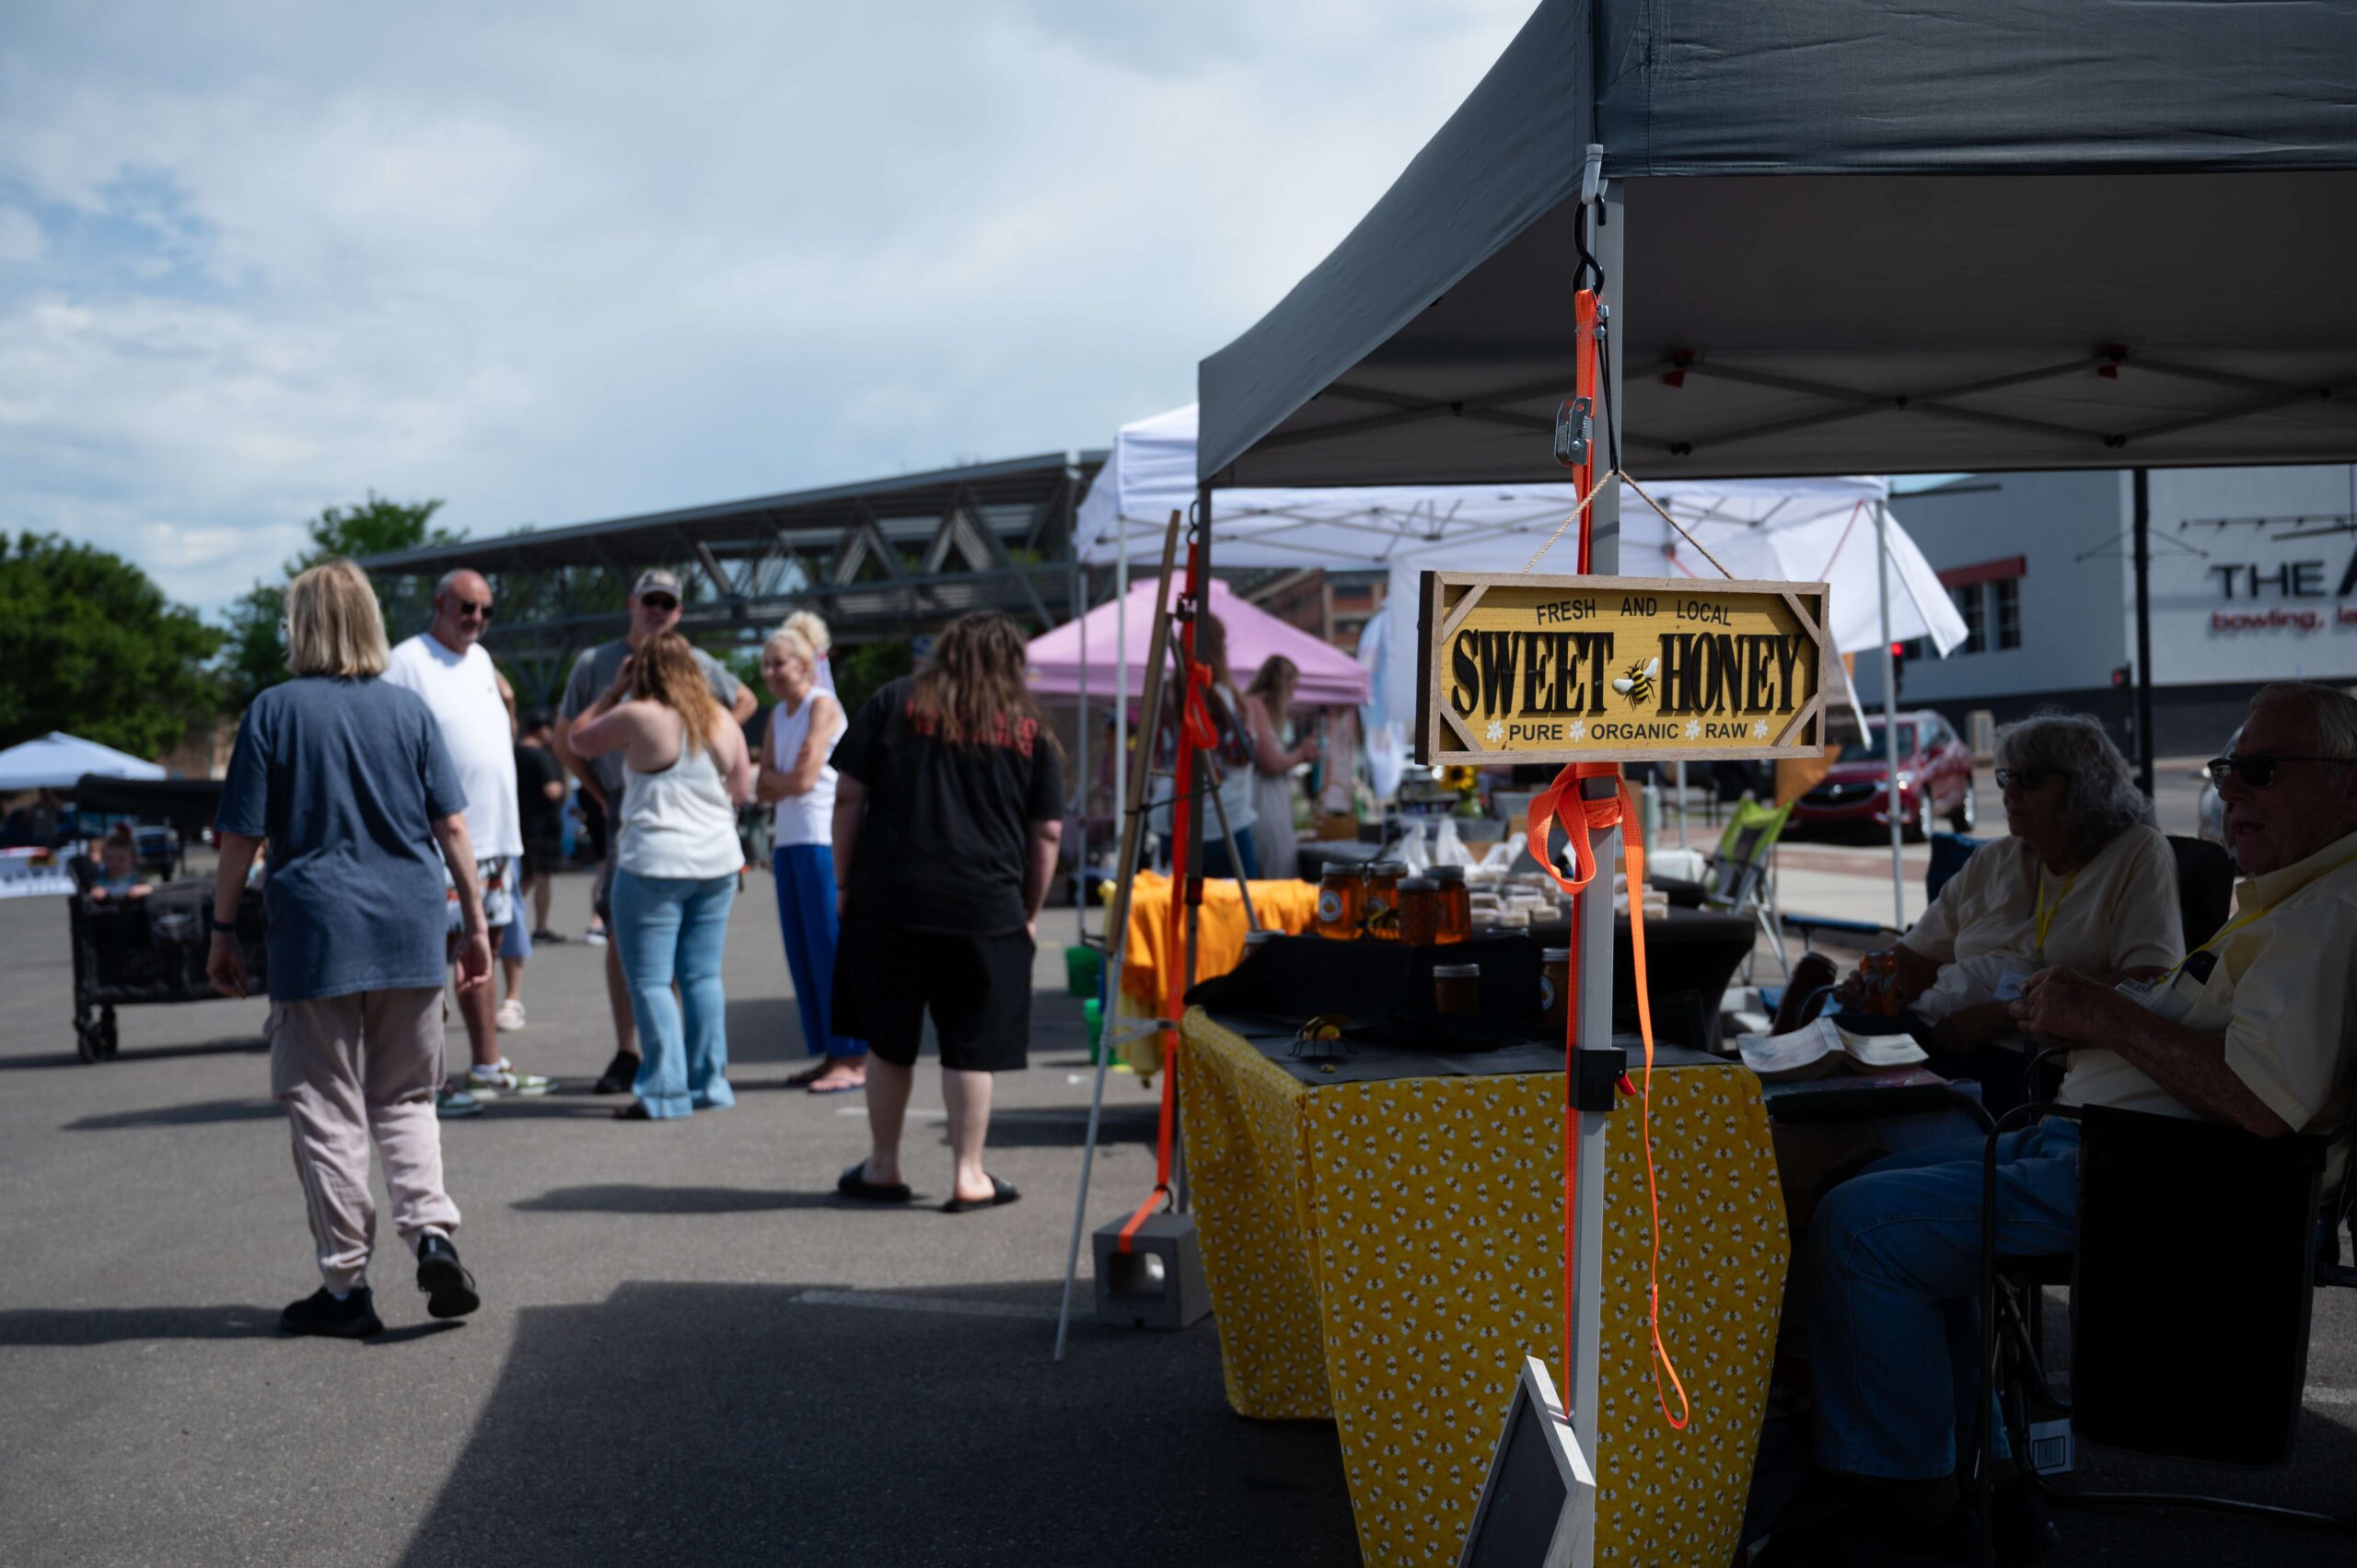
left=592, top=1051, right=641, bottom=1095
left=280, top=1286, right=383, bottom=1339
left=415, top=1235, right=481, bottom=1319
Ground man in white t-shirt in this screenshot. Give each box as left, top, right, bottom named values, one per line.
left=384, top=569, right=551, bottom=1112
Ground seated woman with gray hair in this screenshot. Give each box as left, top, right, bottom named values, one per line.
left=1796, top=712, right=2185, bottom=1110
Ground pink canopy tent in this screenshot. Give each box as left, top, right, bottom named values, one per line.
left=1027, top=576, right=1370, bottom=706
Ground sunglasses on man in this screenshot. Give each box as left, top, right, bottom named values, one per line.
left=451, top=597, right=493, bottom=620
left=639, top=595, right=680, bottom=612
left=2205, top=753, right=2337, bottom=789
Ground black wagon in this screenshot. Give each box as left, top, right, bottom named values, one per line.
left=64, top=773, right=265, bottom=1063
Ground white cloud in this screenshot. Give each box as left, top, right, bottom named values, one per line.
left=0, top=208, right=43, bottom=262
left=0, top=0, right=1535, bottom=610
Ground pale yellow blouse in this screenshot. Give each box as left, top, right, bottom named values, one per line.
left=1901, top=824, right=2184, bottom=1024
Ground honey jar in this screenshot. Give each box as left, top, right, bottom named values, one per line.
left=1396, top=876, right=1442, bottom=945
left=1433, top=865, right=1472, bottom=945
left=1315, top=869, right=1361, bottom=940
left=1539, top=946, right=1572, bottom=1032
left=1433, top=962, right=1482, bottom=1016
left=1360, top=859, right=1408, bottom=941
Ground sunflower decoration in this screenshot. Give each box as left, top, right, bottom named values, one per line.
left=1438, top=764, right=1479, bottom=796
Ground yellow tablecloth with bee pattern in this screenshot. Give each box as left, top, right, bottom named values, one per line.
left=1178, top=1007, right=1789, bottom=1568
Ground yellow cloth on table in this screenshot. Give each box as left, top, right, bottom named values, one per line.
left=1180, top=1009, right=1790, bottom=1568
left=1114, top=871, right=1319, bottom=1076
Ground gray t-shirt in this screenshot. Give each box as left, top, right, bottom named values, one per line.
left=558, top=639, right=745, bottom=803
left=218, top=676, right=468, bottom=1002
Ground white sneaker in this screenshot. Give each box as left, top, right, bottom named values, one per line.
left=495, top=998, right=527, bottom=1032
left=467, top=1060, right=552, bottom=1098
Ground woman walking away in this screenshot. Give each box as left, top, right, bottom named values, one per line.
left=758, top=615, right=867, bottom=1093
left=1241, top=655, right=1323, bottom=881
left=832, top=610, right=1063, bottom=1212
left=568, top=632, right=756, bottom=1120
left=209, top=559, right=487, bottom=1339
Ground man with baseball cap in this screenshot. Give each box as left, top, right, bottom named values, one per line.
left=555, top=570, right=757, bottom=1093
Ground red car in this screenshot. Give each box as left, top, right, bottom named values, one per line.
left=1793, top=709, right=1978, bottom=839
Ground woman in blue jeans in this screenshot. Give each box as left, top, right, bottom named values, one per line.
left=757, top=613, right=867, bottom=1092
left=568, top=632, right=755, bottom=1119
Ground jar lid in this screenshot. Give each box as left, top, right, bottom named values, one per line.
left=1432, top=865, right=1467, bottom=882
left=1398, top=876, right=1439, bottom=892
left=1432, top=963, right=1482, bottom=978
left=1319, top=866, right=1361, bottom=881
left=1540, top=947, right=1572, bottom=961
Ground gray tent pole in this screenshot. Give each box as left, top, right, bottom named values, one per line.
left=1877, top=504, right=1905, bottom=928
left=1074, top=558, right=1089, bottom=947
left=2132, top=469, right=2155, bottom=796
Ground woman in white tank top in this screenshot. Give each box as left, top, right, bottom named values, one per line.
left=564, top=632, right=755, bottom=1120
left=756, top=615, right=867, bottom=1092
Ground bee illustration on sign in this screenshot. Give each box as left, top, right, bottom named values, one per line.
left=1611, top=656, right=1660, bottom=710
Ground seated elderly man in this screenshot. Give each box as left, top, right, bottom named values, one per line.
left=1793, top=681, right=2357, bottom=1564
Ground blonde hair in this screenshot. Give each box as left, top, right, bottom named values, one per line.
left=631, top=632, right=721, bottom=752
left=783, top=610, right=830, bottom=657
left=285, top=560, right=390, bottom=679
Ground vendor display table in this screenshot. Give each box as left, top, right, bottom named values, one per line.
left=1179, top=1007, right=1790, bottom=1567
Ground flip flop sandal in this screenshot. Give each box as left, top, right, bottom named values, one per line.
left=807, top=1074, right=866, bottom=1095
left=837, top=1160, right=913, bottom=1203
left=941, top=1175, right=1021, bottom=1214
left=784, top=1062, right=830, bottom=1087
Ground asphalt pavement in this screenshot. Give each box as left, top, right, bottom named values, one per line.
left=1, top=863, right=2350, bottom=1566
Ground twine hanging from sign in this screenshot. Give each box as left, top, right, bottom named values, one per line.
left=1521, top=466, right=1740, bottom=581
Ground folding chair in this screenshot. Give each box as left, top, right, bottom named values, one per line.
left=1975, top=1099, right=2357, bottom=1560
left=1656, top=795, right=1796, bottom=981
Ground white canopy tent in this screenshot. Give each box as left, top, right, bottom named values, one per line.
left=0, top=733, right=166, bottom=793
left=1074, top=403, right=1967, bottom=733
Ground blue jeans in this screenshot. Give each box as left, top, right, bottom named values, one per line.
left=610, top=869, right=737, bottom=1118
left=1807, top=1119, right=2081, bottom=1479
left=772, top=844, right=864, bottom=1059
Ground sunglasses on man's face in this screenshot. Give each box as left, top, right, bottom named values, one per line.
left=639, top=595, right=680, bottom=613
left=2205, top=753, right=2336, bottom=789
left=1993, top=768, right=2049, bottom=790
left=452, top=598, right=493, bottom=620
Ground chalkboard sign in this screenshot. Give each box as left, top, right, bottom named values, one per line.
left=1457, top=1356, right=1594, bottom=1568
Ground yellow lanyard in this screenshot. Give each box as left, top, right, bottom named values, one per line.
left=2031, top=867, right=2077, bottom=963
left=2160, top=850, right=2357, bottom=983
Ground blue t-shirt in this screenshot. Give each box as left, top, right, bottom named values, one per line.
left=218, top=676, right=468, bottom=1001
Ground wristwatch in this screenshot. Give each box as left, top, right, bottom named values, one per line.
left=207, top=908, right=239, bottom=935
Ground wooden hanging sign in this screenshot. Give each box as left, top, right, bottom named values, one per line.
left=1414, top=571, right=1830, bottom=766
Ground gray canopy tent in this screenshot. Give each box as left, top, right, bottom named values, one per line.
left=1168, top=0, right=2357, bottom=1556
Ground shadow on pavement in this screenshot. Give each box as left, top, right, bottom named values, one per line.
left=968, top=1104, right=1160, bottom=1150
left=0, top=1035, right=266, bottom=1072
left=511, top=1184, right=927, bottom=1216
left=0, top=1306, right=283, bottom=1344
left=394, top=1279, right=1358, bottom=1568
left=65, top=1098, right=283, bottom=1131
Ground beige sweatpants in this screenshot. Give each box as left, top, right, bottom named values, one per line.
left=269, top=988, right=461, bottom=1293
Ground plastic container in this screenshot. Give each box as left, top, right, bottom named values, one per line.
left=1085, top=997, right=1107, bottom=1062
left=1063, top=944, right=1103, bottom=999
left=1434, top=962, right=1483, bottom=1016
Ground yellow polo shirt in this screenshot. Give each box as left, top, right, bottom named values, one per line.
left=2061, top=826, right=2357, bottom=1183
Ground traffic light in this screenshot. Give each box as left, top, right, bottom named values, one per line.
left=2110, top=664, right=2131, bottom=689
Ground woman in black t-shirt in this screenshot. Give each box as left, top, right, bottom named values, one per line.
left=830, top=611, right=1063, bottom=1212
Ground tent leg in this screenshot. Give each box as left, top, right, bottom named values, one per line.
left=1075, top=558, right=1089, bottom=947
left=2131, top=470, right=2155, bottom=796
left=1052, top=948, right=1125, bottom=1363
left=1877, top=505, right=1905, bottom=930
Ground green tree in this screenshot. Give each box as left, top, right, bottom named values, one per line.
left=833, top=638, right=912, bottom=715
left=0, top=533, right=223, bottom=757
left=221, top=494, right=459, bottom=705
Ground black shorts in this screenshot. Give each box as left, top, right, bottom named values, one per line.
left=522, top=837, right=563, bottom=879
left=833, top=917, right=1034, bottom=1073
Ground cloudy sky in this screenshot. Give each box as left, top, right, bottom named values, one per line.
left=0, top=1, right=1538, bottom=610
